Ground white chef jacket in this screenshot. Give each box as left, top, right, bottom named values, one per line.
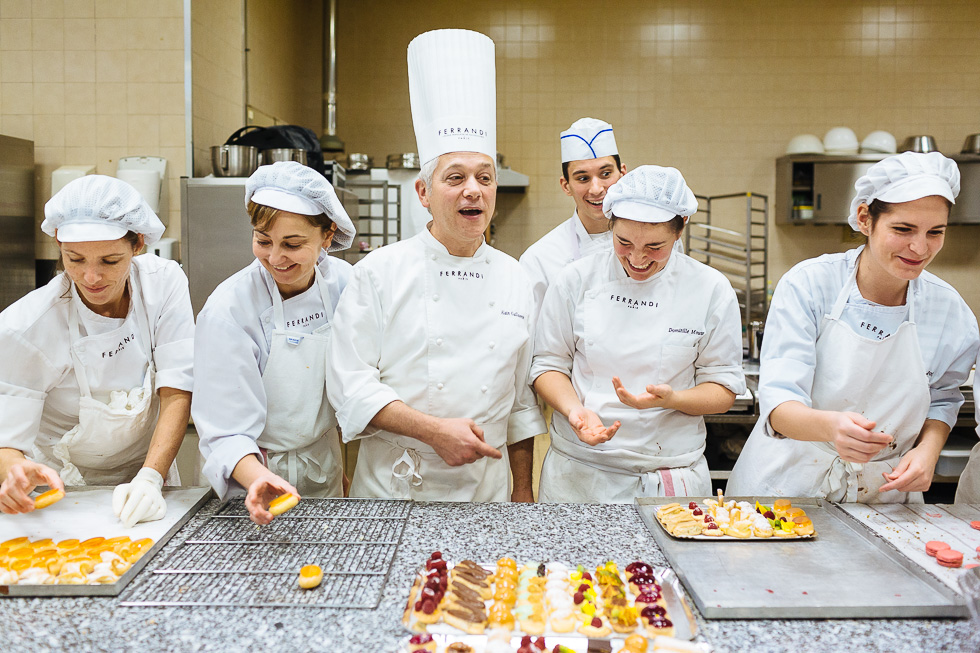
left=325, top=227, right=545, bottom=498
left=531, top=249, right=745, bottom=464
left=0, top=254, right=194, bottom=459
left=193, top=255, right=351, bottom=498
left=752, top=247, right=977, bottom=438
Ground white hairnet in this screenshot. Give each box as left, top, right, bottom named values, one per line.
left=847, top=152, right=959, bottom=230
left=42, top=175, right=165, bottom=245
left=603, top=165, right=698, bottom=224
left=245, top=161, right=356, bottom=252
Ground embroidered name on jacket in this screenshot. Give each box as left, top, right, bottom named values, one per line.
left=500, top=310, right=525, bottom=320
left=102, top=332, right=137, bottom=358
left=286, top=312, right=325, bottom=329
left=439, top=270, right=484, bottom=279
left=609, top=294, right=657, bottom=309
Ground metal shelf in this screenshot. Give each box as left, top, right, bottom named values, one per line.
left=345, top=178, right=402, bottom=261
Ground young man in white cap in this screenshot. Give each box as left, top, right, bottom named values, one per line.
left=326, top=29, right=544, bottom=502
left=520, top=117, right=626, bottom=314
left=0, top=175, right=194, bottom=526
left=729, top=152, right=978, bottom=503
left=531, top=165, right=744, bottom=502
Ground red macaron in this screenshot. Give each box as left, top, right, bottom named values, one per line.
left=936, top=549, right=963, bottom=568
left=925, top=540, right=951, bottom=557
left=970, top=521, right=980, bottom=531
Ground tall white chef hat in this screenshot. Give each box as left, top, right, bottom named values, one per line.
left=42, top=174, right=165, bottom=245
left=245, top=161, right=356, bottom=252
left=561, top=117, right=618, bottom=163
left=847, top=152, right=960, bottom=230
left=603, top=165, right=699, bottom=223
left=408, top=29, right=496, bottom=166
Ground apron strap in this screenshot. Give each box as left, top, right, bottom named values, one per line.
left=830, top=247, right=916, bottom=322
left=270, top=258, right=334, bottom=331
left=67, top=290, right=93, bottom=399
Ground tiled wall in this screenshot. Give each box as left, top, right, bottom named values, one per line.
left=190, top=0, right=245, bottom=178
left=0, top=0, right=186, bottom=259
left=335, top=0, right=980, bottom=312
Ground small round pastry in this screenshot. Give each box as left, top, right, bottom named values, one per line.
left=519, top=616, right=546, bottom=635
left=578, top=615, right=612, bottom=637
left=550, top=607, right=577, bottom=633
left=645, top=614, right=675, bottom=637
left=445, top=643, right=474, bottom=653
left=971, top=521, right=980, bottom=531
left=34, top=488, right=65, bottom=509
left=936, top=549, right=963, bottom=568
left=773, top=498, right=792, bottom=516
left=407, top=633, right=436, bottom=652
left=925, top=540, right=951, bottom=557
left=269, top=493, right=299, bottom=516
left=487, top=601, right=515, bottom=629
left=619, top=634, right=649, bottom=653
left=298, top=564, right=322, bottom=589
left=702, top=522, right=724, bottom=537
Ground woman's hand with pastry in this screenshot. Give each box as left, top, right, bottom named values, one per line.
left=613, top=377, right=674, bottom=410
left=827, top=411, right=892, bottom=463
left=568, top=406, right=620, bottom=446
left=880, top=420, right=946, bottom=493
left=232, top=454, right=299, bottom=525
left=0, top=452, right=64, bottom=514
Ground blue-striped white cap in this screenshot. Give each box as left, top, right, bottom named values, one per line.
left=560, top=117, right=618, bottom=163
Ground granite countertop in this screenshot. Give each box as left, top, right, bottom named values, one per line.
left=3, top=500, right=980, bottom=653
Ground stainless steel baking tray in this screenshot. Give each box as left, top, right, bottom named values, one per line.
left=120, top=497, right=411, bottom=607
left=636, top=496, right=968, bottom=619
left=396, top=633, right=713, bottom=652
left=0, top=486, right=211, bottom=597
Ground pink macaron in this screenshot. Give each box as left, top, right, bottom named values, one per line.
left=925, top=540, right=951, bottom=557
left=936, top=549, right=964, bottom=568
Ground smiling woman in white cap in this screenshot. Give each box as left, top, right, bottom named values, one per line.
left=0, top=175, right=194, bottom=528
left=728, top=152, right=979, bottom=503
left=531, top=165, right=745, bottom=503
left=193, top=161, right=356, bottom=524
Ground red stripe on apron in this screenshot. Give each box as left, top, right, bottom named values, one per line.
left=661, top=469, right=676, bottom=496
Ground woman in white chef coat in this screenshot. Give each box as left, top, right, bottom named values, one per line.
left=532, top=165, right=745, bottom=503
left=194, top=161, right=355, bottom=524
left=0, top=175, right=194, bottom=527
left=728, top=152, right=979, bottom=503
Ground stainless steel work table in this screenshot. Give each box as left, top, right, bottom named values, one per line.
left=2, top=499, right=978, bottom=652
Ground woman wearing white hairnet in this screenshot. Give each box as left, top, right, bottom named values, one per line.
left=532, top=165, right=745, bottom=503
left=0, top=175, right=194, bottom=527
left=728, top=152, right=979, bottom=503
left=194, top=162, right=355, bottom=524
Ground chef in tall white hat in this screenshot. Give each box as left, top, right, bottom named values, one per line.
left=532, top=165, right=745, bottom=503
left=194, top=161, right=355, bottom=524
left=729, top=152, right=979, bottom=503
left=0, top=175, right=194, bottom=528
left=326, top=29, right=545, bottom=502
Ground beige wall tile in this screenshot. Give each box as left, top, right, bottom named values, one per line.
left=64, top=49, right=95, bottom=81
left=1, top=17, right=32, bottom=49
left=34, top=113, right=64, bottom=146
left=65, top=113, right=96, bottom=146
left=95, top=49, right=126, bottom=81
left=1, top=112, right=33, bottom=139
left=3, top=81, right=32, bottom=113
left=33, top=81, right=63, bottom=113
left=0, top=0, right=32, bottom=19
left=32, top=48, right=63, bottom=82
left=65, top=0, right=96, bottom=19
left=1, top=49, right=33, bottom=81
left=65, top=81, right=96, bottom=114
left=31, top=17, right=62, bottom=49
left=64, top=17, right=96, bottom=50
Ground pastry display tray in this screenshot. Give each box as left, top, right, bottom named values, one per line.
left=396, top=633, right=712, bottom=653
left=636, top=496, right=967, bottom=619
left=0, top=486, right=212, bottom=597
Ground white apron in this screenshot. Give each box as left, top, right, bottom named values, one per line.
left=955, top=442, right=980, bottom=504
left=539, top=262, right=710, bottom=503
left=256, top=267, right=343, bottom=498
left=729, top=261, right=930, bottom=503
left=49, top=268, right=169, bottom=486
left=567, top=216, right=608, bottom=262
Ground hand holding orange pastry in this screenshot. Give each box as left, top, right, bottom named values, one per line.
left=242, top=470, right=300, bottom=525
left=0, top=459, right=64, bottom=515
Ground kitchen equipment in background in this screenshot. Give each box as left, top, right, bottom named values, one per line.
left=211, top=144, right=259, bottom=177
left=823, top=127, right=859, bottom=154
left=346, top=153, right=373, bottom=171
left=961, top=133, right=980, bottom=154
left=775, top=154, right=884, bottom=224
left=747, top=320, right=764, bottom=361
left=117, top=157, right=167, bottom=227
left=899, top=135, right=938, bottom=153
left=150, top=238, right=178, bottom=261
left=785, top=134, right=824, bottom=155
left=0, top=135, right=34, bottom=309
left=387, top=152, right=420, bottom=169
left=860, top=130, right=897, bottom=154
left=259, top=148, right=307, bottom=166
left=323, top=159, right=347, bottom=189
left=51, top=164, right=96, bottom=196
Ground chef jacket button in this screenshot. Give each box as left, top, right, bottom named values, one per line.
left=481, top=385, right=488, bottom=393
left=430, top=254, right=436, bottom=260
left=489, top=300, right=495, bottom=307
left=489, top=341, right=495, bottom=349
left=436, top=338, right=443, bottom=346
left=437, top=382, right=444, bottom=390
left=588, top=340, right=595, bottom=346
left=433, top=294, right=439, bottom=302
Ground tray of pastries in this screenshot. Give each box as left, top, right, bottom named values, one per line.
left=655, top=492, right=815, bottom=540
left=399, top=631, right=711, bottom=652
left=0, top=535, right=154, bottom=586
left=402, top=552, right=698, bottom=646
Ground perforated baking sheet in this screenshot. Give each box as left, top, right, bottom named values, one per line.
left=120, top=498, right=411, bottom=607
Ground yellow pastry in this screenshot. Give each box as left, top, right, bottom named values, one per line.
left=298, top=564, right=322, bottom=589
left=269, top=493, right=299, bottom=516
left=34, top=489, right=64, bottom=509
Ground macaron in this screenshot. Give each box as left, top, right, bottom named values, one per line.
left=936, top=549, right=963, bottom=568
left=970, top=521, right=980, bottom=531
left=925, top=540, right=950, bottom=557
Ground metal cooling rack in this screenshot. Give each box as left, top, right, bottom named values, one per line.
left=120, top=498, right=412, bottom=608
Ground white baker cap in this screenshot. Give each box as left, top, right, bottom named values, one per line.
left=847, top=152, right=960, bottom=229
left=42, top=174, right=165, bottom=245
left=245, top=161, right=355, bottom=252
left=602, top=165, right=698, bottom=223
left=560, top=117, right=618, bottom=163
left=408, top=29, right=496, bottom=166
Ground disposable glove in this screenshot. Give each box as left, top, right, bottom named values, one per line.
left=112, top=467, right=166, bottom=528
